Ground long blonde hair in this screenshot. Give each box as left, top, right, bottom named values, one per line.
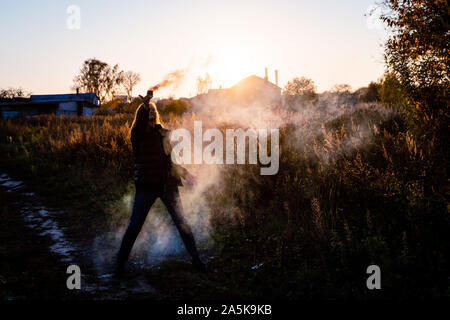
left=131, top=102, right=163, bottom=132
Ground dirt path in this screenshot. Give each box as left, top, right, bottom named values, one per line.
left=0, top=173, right=227, bottom=300
left=0, top=173, right=163, bottom=299
left=0, top=174, right=84, bottom=299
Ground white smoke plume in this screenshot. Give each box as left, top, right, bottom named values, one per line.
left=92, top=75, right=394, bottom=274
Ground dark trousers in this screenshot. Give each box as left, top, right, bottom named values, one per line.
left=117, top=188, right=201, bottom=267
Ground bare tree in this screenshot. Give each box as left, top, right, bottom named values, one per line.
left=72, top=58, right=124, bottom=103
left=122, top=71, right=141, bottom=101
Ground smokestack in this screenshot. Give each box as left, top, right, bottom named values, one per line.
left=264, top=67, right=268, bottom=81
left=275, top=70, right=278, bottom=86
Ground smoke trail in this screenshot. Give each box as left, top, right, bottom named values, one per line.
left=150, top=69, right=187, bottom=92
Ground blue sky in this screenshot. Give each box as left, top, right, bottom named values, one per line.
left=0, top=0, right=388, bottom=97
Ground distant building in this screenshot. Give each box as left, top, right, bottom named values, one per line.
left=189, top=71, right=281, bottom=109
left=0, top=92, right=100, bottom=119
left=227, top=74, right=281, bottom=107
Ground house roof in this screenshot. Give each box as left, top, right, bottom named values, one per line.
left=0, top=93, right=100, bottom=108
left=231, top=75, right=281, bottom=91
left=30, top=93, right=99, bottom=105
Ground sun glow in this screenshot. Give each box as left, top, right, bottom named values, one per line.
left=207, top=45, right=263, bottom=89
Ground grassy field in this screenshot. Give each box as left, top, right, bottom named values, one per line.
left=0, top=104, right=448, bottom=299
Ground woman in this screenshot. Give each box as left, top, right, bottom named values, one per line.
left=115, top=90, right=206, bottom=275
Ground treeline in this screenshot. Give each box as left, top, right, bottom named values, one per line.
left=94, top=73, right=403, bottom=117
left=281, top=73, right=406, bottom=109
left=95, top=96, right=191, bottom=117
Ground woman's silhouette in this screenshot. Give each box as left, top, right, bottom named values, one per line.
left=115, top=90, right=206, bottom=275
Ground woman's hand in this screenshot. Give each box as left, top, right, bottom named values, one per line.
left=185, top=172, right=197, bottom=186
left=138, top=92, right=152, bottom=106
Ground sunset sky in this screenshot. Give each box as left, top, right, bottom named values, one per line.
left=0, top=0, right=388, bottom=98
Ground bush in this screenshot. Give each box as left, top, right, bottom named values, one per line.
left=359, top=82, right=381, bottom=103
left=157, top=98, right=190, bottom=116
left=377, top=73, right=406, bottom=108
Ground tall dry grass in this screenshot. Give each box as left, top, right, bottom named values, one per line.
left=0, top=106, right=448, bottom=298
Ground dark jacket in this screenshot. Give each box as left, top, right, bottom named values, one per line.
left=131, top=104, right=187, bottom=192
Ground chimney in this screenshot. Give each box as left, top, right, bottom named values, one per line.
left=275, top=70, right=279, bottom=86
left=264, top=67, right=268, bottom=81
left=76, top=88, right=79, bottom=95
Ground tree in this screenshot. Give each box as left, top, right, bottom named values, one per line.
left=359, top=81, right=381, bottom=102
left=331, top=84, right=352, bottom=95
left=157, top=98, right=190, bottom=116
left=380, top=0, right=449, bottom=146
left=196, top=73, right=212, bottom=95
left=379, top=0, right=449, bottom=200
left=327, top=83, right=354, bottom=105
left=122, top=71, right=141, bottom=101
left=0, top=87, right=31, bottom=99
left=282, top=76, right=318, bottom=108
left=377, top=73, right=406, bottom=107
left=72, top=58, right=124, bottom=103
